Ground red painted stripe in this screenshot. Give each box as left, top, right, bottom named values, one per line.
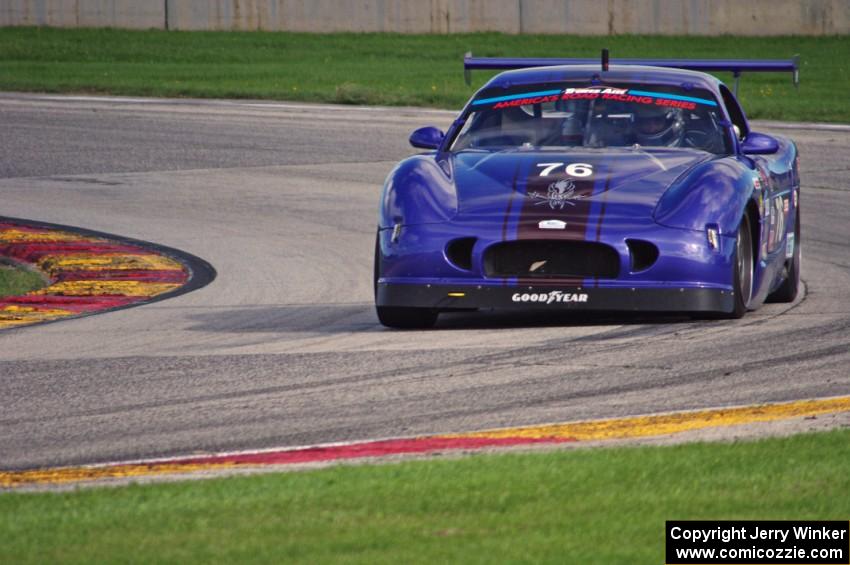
left=0, top=242, right=149, bottom=262
left=53, top=269, right=188, bottom=283
left=0, top=295, right=141, bottom=312
left=169, top=436, right=576, bottom=466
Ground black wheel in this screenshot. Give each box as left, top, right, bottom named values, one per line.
left=373, top=231, right=380, bottom=298
left=728, top=214, right=754, bottom=319
left=767, top=209, right=801, bottom=303
left=373, top=231, right=438, bottom=329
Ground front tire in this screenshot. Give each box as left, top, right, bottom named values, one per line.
left=728, top=214, right=754, bottom=319
left=373, top=232, right=439, bottom=329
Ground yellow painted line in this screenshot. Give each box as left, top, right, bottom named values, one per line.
left=4, top=396, right=848, bottom=489
left=33, top=280, right=181, bottom=297
left=37, top=253, right=184, bottom=274
left=0, top=228, right=102, bottom=243
left=0, top=305, right=75, bottom=328
left=0, top=462, right=237, bottom=488
left=440, top=396, right=850, bottom=441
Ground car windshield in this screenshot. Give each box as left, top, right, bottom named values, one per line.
left=451, top=83, right=730, bottom=155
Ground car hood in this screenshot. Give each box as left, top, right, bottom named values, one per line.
left=450, top=148, right=714, bottom=231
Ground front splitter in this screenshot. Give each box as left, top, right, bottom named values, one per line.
left=377, top=282, right=734, bottom=312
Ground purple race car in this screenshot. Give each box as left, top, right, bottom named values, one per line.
left=375, top=54, right=801, bottom=328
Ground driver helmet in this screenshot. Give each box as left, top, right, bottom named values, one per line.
left=633, top=104, right=685, bottom=147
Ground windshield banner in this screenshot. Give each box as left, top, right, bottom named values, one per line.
left=473, top=87, right=717, bottom=111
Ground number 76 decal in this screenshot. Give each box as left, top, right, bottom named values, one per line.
left=536, top=162, right=594, bottom=177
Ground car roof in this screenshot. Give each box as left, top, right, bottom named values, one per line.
left=480, top=64, right=724, bottom=97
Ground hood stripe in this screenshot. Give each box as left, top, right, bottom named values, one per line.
left=591, top=171, right=614, bottom=287
left=513, top=162, right=599, bottom=285
left=500, top=164, right=522, bottom=286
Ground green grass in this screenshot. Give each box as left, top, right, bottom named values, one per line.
left=0, top=28, right=848, bottom=121
left=0, top=263, right=45, bottom=297
left=2, top=429, right=849, bottom=564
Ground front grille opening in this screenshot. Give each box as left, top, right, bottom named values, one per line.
left=445, top=237, right=476, bottom=270
left=483, top=240, right=619, bottom=278
left=626, top=239, right=659, bottom=272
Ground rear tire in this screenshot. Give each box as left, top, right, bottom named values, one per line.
left=373, top=231, right=439, bottom=329
left=767, top=209, right=801, bottom=303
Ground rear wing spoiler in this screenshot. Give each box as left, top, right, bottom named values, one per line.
left=463, top=53, right=800, bottom=95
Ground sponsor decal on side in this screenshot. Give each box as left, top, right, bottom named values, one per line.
left=511, top=290, right=589, bottom=304
left=769, top=196, right=786, bottom=253
left=757, top=168, right=771, bottom=191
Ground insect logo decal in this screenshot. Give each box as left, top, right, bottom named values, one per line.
left=529, top=179, right=586, bottom=210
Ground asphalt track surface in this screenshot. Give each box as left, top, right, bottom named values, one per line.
left=1, top=93, right=848, bottom=471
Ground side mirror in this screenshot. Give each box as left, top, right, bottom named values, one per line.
left=741, top=131, right=779, bottom=155
left=409, top=126, right=445, bottom=150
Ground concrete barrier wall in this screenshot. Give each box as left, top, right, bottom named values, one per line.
left=2, top=0, right=849, bottom=35
left=0, top=0, right=165, bottom=29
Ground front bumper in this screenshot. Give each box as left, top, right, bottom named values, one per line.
left=376, top=283, right=734, bottom=313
